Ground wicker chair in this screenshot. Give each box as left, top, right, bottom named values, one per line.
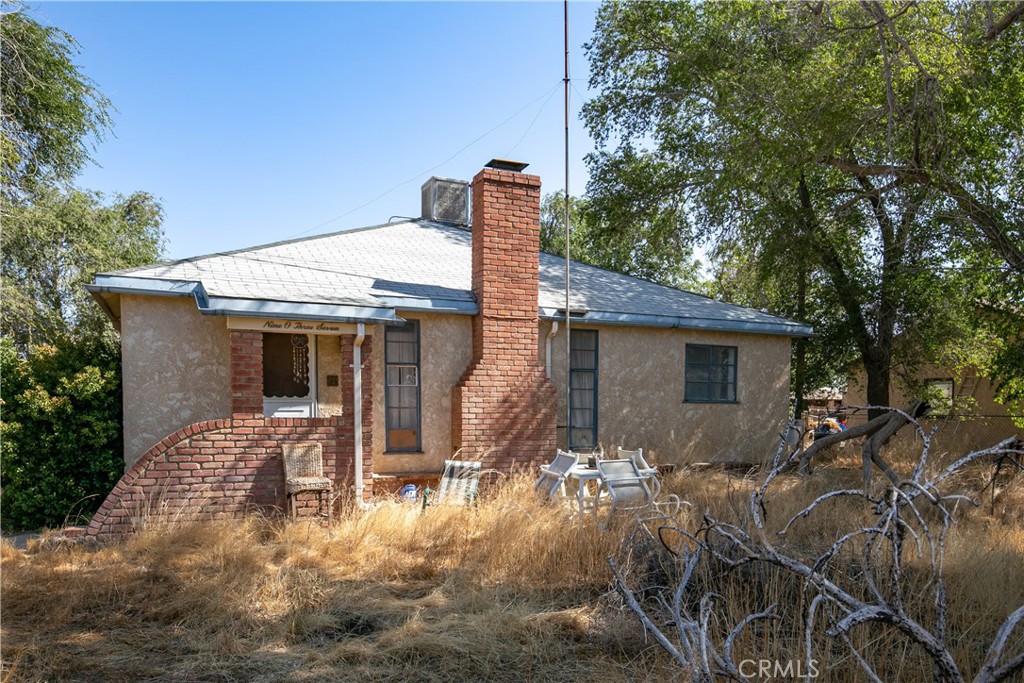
left=282, top=442, right=332, bottom=519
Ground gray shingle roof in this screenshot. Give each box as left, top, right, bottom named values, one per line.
left=89, top=220, right=812, bottom=336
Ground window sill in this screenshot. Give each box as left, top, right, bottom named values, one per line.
left=683, top=400, right=740, bottom=405
left=384, top=450, right=425, bottom=455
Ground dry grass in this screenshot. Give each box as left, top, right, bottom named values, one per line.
left=2, top=453, right=1022, bottom=682
left=1, top=478, right=665, bottom=682
left=644, top=451, right=1024, bottom=681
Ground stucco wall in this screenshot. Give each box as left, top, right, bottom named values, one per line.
left=845, top=364, right=1010, bottom=417
left=316, top=335, right=344, bottom=418
left=544, top=322, right=792, bottom=465
left=372, top=313, right=474, bottom=474
left=121, top=295, right=232, bottom=467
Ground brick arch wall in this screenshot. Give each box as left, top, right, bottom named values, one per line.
left=87, top=328, right=374, bottom=537
left=86, top=414, right=364, bottom=537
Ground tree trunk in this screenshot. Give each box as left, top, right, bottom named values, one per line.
left=864, top=353, right=891, bottom=420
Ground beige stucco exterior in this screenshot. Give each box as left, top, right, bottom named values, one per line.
left=544, top=322, right=792, bottom=465
left=370, top=314, right=793, bottom=472
left=120, top=295, right=233, bottom=466
left=845, top=364, right=1010, bottom=417
left=121, top=297, right=354, bottom=466
left=119, top=296, right=793, bottom=473
left=371, top=313, right=474, bottom=475
left=315, top=335, right=345, bottom=418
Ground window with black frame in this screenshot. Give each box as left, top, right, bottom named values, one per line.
left=385, top=321, right=420, bottom=451
left=569, top=329, right=598, bottom=450
left=685, top=344, right=737, bottom=403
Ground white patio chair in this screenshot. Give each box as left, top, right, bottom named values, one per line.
left=617, top=446, right=661, bottom=497
left=593, top=458, right=681, bottom=530
left=535, top=449, right=579, bottom=502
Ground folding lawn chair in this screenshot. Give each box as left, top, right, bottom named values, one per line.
left=617, top=447, right=661, bottom=497
left=422, top=459, right=482, bottom=508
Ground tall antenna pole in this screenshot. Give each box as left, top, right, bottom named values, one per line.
left=563, top=0, right=572, bottom=449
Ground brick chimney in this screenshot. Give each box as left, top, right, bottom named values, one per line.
left=451, top=161, right=557, bottom=469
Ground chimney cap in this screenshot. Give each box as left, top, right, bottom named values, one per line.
left=485, top=158, right=529, bottom=173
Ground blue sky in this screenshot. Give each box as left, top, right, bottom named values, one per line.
left=32, top=1, right=600, bottom=259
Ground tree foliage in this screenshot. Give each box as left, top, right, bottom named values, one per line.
left=541, top=190, right=703, bottom=290
left=1, top=185, right=163, bottom=350
left=583, top=0, right=1024, bottom=410
left=0, top=336, right=124, bottom=532
left=0, top=4, right=112, bottom=198
left=0, top=6, right=164, bottom=530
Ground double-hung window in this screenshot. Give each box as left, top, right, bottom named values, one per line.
left=569, top=329, right=598, bottom=449
left=385, top=321, right=421, bottom=451
left=685, top=344, right=737, bottom=403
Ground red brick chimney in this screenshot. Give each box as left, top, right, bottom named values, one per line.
left=451, top=161, right=557, bottom=469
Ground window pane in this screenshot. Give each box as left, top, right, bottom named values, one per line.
left=689, top=365, right=709, bottom=383
left=571, top=330, right=597, bottom=352
left=387, top=365, right=418, bottom=387
left=713, top=346, right=733, bottom=366
left=686, top=381, right=709, bottom=401
left=570, top=371, right=595, bottom=391
left=686, top=345, right=709, bottom=365
left=570, top=348, right=595, bottom=369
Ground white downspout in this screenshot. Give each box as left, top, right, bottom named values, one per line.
left=545, top=320, right=559, bottom=379
left=353, top=323, right=366, bottom=507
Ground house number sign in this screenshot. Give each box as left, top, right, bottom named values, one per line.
left=226, top=317, right=367, bottom=336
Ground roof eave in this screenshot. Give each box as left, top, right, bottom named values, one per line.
left=88, top=274, right=403, bottom=325
left=539, top=308, right=814, bottom=337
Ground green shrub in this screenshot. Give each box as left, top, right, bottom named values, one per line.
left=1, top=335, right=124, bottom=532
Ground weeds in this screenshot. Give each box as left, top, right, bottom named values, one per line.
left=1, top=452, right=1021, bottom=682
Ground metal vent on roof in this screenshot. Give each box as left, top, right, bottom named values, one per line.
left=421, top=177, right=470, bottom=226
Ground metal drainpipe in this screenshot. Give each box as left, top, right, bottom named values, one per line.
left=545, top=320, right=559, bottom=379
left=353, top=323, right=366, bottom=507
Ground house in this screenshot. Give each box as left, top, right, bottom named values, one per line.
left=84, top=160, right=812, bottom=534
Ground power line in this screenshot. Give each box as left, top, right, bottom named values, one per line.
left=284, top=80, right=565, bottom=240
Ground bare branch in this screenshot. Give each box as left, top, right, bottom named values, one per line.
left=780, top=489, right=876, bottom=535
left=976, top=605, right=1024, bottom=683
left=608, top=556, right=692, bottom=670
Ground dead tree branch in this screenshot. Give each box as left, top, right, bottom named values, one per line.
left=611, top=408, right=1023, bottom=682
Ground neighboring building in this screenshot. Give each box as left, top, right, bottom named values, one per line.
left=844, top=365, right=1021, bottom=454
left=84, top=161, right=812, bottom=534
left=804, top=388, right=844, bottom=417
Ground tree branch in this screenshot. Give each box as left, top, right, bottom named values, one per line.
left=985, top=2, right=1024, bottom=40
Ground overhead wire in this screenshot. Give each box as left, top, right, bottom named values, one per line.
left=284, top=79, right=565, bottom=240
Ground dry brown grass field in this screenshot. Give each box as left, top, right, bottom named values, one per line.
left=2, top=443, right=1022, bottom=682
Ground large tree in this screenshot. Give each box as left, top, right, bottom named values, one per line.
left=583, top=0, right=1024, bottom=412
left=1, top=4, right=111, bottom=198
left=0, top=5, right=164, bottom=530
left=540, top=190, right=702, bottom=289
